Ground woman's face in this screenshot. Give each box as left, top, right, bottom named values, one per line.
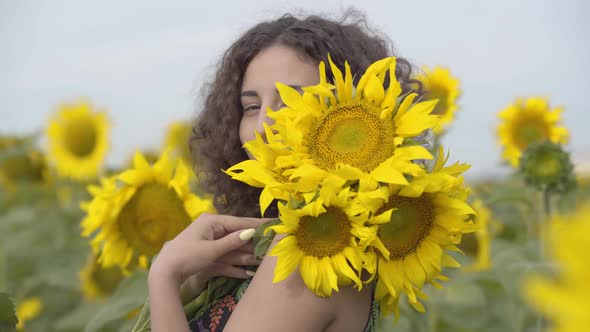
left=239, top=44, right=320, bottom=156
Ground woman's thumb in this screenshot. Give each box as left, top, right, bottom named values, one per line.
left=210, top=228, right=256, bottom=258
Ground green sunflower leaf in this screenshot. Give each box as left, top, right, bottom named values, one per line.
left=253, top=218, right=280, bottom=260
left=84, top=271, right=147, bottom=332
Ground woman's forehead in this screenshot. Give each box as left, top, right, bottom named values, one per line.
left=241, top=45, right=320, bottom=93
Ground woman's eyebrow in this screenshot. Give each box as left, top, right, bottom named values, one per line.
left=240, top=85, right=303, bottom=97
left=240, top=90, right=258, bottom=97
left=285, top=85, right=303, bottom=93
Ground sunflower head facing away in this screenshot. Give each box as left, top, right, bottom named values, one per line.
left=80, top=151, right=215, bottom=270
left=519, top=141, right=576, bottom=194
left=497, top=97, right=569, bottom=168
left=46, top=101, right=110, bottom=181
left=415, top=66, right=461, bottom=135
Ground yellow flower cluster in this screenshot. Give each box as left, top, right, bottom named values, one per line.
left=225, top=56, right=477, bottom=315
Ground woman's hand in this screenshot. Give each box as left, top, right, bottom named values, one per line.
left=148, top=213, right=267, bottom=332
left=149, top=213, right=267, bottom=289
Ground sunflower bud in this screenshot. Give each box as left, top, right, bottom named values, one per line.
left=519, top=141, right=576, bottom=193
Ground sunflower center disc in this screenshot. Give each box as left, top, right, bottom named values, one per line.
left=378, top=196, right=434, bottom=259
left=308, top=102, right=394, bottom=172
left=295, top=207, right=351, bottom=257
left=118, top=183, right=191, bottom=256
left=514, top=119, right=548, bottom=150
left=64, top=117, right=98, bottom=157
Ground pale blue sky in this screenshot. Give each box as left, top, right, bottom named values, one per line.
left=1, top=0, right=589, bottom=178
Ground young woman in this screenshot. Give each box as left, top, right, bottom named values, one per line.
left=148, top=9, right=422, bottom=332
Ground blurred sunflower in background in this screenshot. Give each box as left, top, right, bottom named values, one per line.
left=462, top=199, right=500, bottom=272
left=497, top=97, right=569, bottom=168
left=15, top=297, right=43, bottom=331
left=524, top=204, right=590, bottom=332
left=80, top=151, right=214, bottom=271
left=46, top=101, right=110, bottom=181
left=0, top=135, right=47, bottom=183
left=79, top=253, right=127, bottom=301
left=124, top=149, right=160, bottom=168
left=163, top=121, right=193, bottom=169
left=416, top=66, right=461, bottom=135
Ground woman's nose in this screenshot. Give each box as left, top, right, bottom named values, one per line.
left=255, top=105, right=277, bottom=135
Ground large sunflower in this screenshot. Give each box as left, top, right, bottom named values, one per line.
left=524, top=204, right=590, bottom=332
left=273, top=57, right=439, bottom=184
left=416, top=66, right=461, bottom=134
left=80, top=151, right=214, bottom=270
left=46, top=101, right=110, bottom=180
left=497, top=97, right=569, bottom=167
left=365, top=150, right=476, bottom=315
left=227, top=56, right=439, bottom=209
left=265, top=176, right=379, bottom=297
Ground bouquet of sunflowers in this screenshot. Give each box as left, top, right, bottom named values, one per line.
left=225, top=56, right=478, bottom=316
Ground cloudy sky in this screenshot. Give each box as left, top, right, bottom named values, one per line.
left=1, top=0, right=588, bottom=178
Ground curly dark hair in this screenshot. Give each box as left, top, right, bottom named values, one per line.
left=190, top=8, right=423, bottom=218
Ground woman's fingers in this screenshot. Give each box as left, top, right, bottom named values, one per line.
left=237, top=242, right=255, bottom=253
left=206, top=228, right=256, bottom=259
left=207, top=214, right=271, bottom=236
left=219, top=251, right=260, bottom=266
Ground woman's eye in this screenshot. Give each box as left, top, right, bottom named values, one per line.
left=242, top=105, right=260, bottom=113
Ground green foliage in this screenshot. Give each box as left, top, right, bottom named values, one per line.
left=253, top=219, right=280, bottom=259
left=2, top=142, right=589, bottom=332
left=0, top=293, right=18, bottom=332
left=84, top=272, right=147, bottom=332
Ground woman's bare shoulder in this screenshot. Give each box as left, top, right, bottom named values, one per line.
left=224, top=235, right=373, bottom=332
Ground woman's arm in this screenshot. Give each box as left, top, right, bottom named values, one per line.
left=148, top=268, right=191, bottom=332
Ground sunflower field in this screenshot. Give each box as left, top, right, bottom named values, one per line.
left=1, top=60, right=588, bottom=332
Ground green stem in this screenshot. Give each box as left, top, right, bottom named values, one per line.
left=428, top=310, right=438, bottom=332
left=535, top=189, right=552, bottom=332
left=0, top=248, right=5, bottom=292
left=542, top=190, right=551, bottom=220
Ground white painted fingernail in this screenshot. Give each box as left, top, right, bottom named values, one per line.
left=239, top=228, right=256, bottom=241
left=245, top=270, right=256, bottom=277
